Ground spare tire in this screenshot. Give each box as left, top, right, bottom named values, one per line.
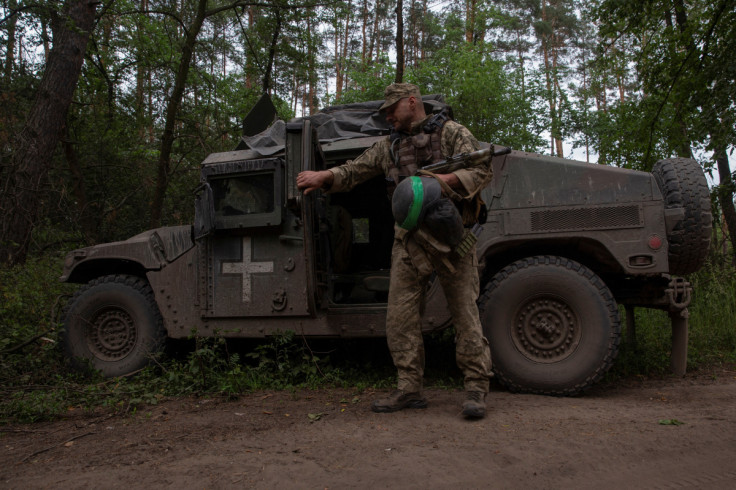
left=652, top=157, right=712, bottom=275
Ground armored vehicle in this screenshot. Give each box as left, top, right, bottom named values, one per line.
left=60, top=95, right=712, bottom=395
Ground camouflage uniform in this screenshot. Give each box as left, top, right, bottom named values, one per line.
left=327, top=115, right=493, bottom=394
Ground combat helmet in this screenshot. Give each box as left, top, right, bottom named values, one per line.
left=391, top=176, right=464, bottom=247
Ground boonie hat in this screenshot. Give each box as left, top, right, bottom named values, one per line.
left=379, top=83, right=422, bottom=111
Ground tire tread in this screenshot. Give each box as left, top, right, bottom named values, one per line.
left=62, top=274, right=165, bottom=376
left=479, top=255, right=621, bottom=396
left=652, top=158, right=712, bottom=275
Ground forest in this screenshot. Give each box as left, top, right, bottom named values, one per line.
left=0, top=0, right=735, bottom=421
left=1, top=0, right=735, bottom=263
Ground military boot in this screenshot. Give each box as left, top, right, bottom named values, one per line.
left=461, top=391, right=486, bottom=419
left=371, top=390, right=428, bottom=413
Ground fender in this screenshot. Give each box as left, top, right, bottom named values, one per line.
left=60, top=225, right=194, bottom=283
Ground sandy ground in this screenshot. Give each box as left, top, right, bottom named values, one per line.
left=2, top=367, right=736, bottom=489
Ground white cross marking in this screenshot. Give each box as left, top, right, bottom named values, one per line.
left=221, top=237, right=274, bottom=303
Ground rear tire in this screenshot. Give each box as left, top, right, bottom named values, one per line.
left=62, top=275, right=165, bottom=377
left=478, top=256, right=621, bottom=396
left=652, top=157, right=712, bottom=275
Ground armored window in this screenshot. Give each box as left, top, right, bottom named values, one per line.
left=201, top=157, right=284, bottom=229
left=213, top=174, right=274, bottom=216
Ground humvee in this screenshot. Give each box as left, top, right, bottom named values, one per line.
left=60, top=95, right=712, bottom=395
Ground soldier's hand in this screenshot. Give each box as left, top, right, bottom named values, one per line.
left=297, top=170, right=333, bottom=195
left=435, top=172, right=461, bottom=190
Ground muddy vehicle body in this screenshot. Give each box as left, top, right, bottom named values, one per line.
left=61, top=96, right=712, bottom=395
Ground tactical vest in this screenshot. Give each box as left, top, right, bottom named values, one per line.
left=387, top=111, right=449, bottom=186
left=386, top=111, right=488, bottom=228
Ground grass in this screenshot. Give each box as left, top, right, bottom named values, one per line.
left=609, top=262, right=736, bottom=379
left=688, top=265, right=736, bottom=364
left=1, top=254, right=735, bottom=424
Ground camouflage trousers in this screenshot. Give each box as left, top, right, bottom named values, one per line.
left=385, top=233, right=492, bottom=393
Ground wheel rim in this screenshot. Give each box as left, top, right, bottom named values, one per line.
left=87, top=307, right=137, bottom=361
left=512, top=295, right=582, bottom=363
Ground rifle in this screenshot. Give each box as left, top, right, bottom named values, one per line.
left=418, top=145, right=511, bottom=175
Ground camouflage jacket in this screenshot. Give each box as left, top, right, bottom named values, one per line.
left=327, top=116, right=490, bottom=198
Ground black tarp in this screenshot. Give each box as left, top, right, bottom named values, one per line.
left=236, top=95, right=449, bottom=157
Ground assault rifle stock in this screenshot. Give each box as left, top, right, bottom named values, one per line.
left=418, top=145, right=512, bottom=175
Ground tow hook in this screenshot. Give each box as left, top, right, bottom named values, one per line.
left=272, top=288, right=288, bottom=312
left=666, top=276, right=692, bottom=310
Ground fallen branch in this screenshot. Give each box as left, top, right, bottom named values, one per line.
left=20, top=431, right=96, bottom=463
left=0, top=329, right=52, bottom=355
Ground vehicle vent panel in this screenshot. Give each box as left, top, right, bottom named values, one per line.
left=531, top=205, right=642, bottom=232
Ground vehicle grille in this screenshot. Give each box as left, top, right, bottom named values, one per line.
left=531, top=205, right=642, bottom=232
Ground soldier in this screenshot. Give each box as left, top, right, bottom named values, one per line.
left=297, top=83, right=492, bottom=419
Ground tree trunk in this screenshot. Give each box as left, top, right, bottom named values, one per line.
left=4, top=0, right=18, bottom=81
left=395, top=0, right=404, bottom=83
left=552, top=33, right=564, bottom=158
left=540, top=0, right=555, bottom=156
left=543, top=45, right=555, bottom=155
left=0, top=0, right=98, bottom=265
left=368, top=0, right=380, bottom=64
left=341, top=0, right=352, bottom=93
left=716, top=146, right=736, bottom=262
left=307, top=10, right=316, bottom=113
left=135, top=0, right=149, bottom=140
left=63, top=128, right=97, bottom=244
left=516, top=31, right=525, bottom=98
left=245, top=6, right=255, bottom=90
left=580, top=47, right=590, bottom=162
left=262, top=6, right=282, bottom=94
left=149, top=0, right=208, bottom=228
left=334, top=6, right=343, bottom=99
left=465, top=0, right=476, bottom=44
left=670, top=0, right=694, bottom=159
left=361, top=0, right=368, bottom=65
left=420, top=0, right=427, bottom=62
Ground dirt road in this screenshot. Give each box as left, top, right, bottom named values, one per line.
left=2, top=367, right=736, bottom=489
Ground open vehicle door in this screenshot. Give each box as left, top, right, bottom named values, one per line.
left=198, top=148, right=312, bottom=318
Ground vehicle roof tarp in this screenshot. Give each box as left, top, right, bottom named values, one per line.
left=236, top=95, right=449, bottom=157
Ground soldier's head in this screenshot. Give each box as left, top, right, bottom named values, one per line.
left=379, top=83, right=426, bottom=132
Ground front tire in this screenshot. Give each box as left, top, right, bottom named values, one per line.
left=62, top=275, right=165, bottom=377
left=479, top=256, right=621, bottom=395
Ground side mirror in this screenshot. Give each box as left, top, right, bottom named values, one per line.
left=194, top=182, right=215, bottom=240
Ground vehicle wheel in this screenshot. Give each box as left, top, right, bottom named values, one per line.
left=652, top=157, right=712, bottom=275
left=478, top=256, right=621, bottom=396
left=62, top=275, right=165, bottom=377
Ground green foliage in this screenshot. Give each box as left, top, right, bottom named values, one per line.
left=4, top=0, right=736, bottom=425
left=593, top=0, right=736, bottom=165
left=245, top=331, right=326, bottom=388
left=0, top=254, right=76, bottom=423
left=0, top=323, right=391, bottom=423
left=4, top=385, right=70, bottom=424
left=688, top=264, right=736, bottom=363
left=584, top=97, right=665, bottom=170
left=157, top=335, right=247, bottom=397
left=4, top=0, right=734, bottom=264
left=0, top=254, right=72, bottom=354
left=335, top=55, right=396, bottom=105
left=610, top=262, right=736, bottom=380
left=2, top=255, right=736, bottom=424
left=410, top=42, right=546, bottom=152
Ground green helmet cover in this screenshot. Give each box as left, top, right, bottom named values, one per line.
left=392, top=176, right=442, bottom=230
